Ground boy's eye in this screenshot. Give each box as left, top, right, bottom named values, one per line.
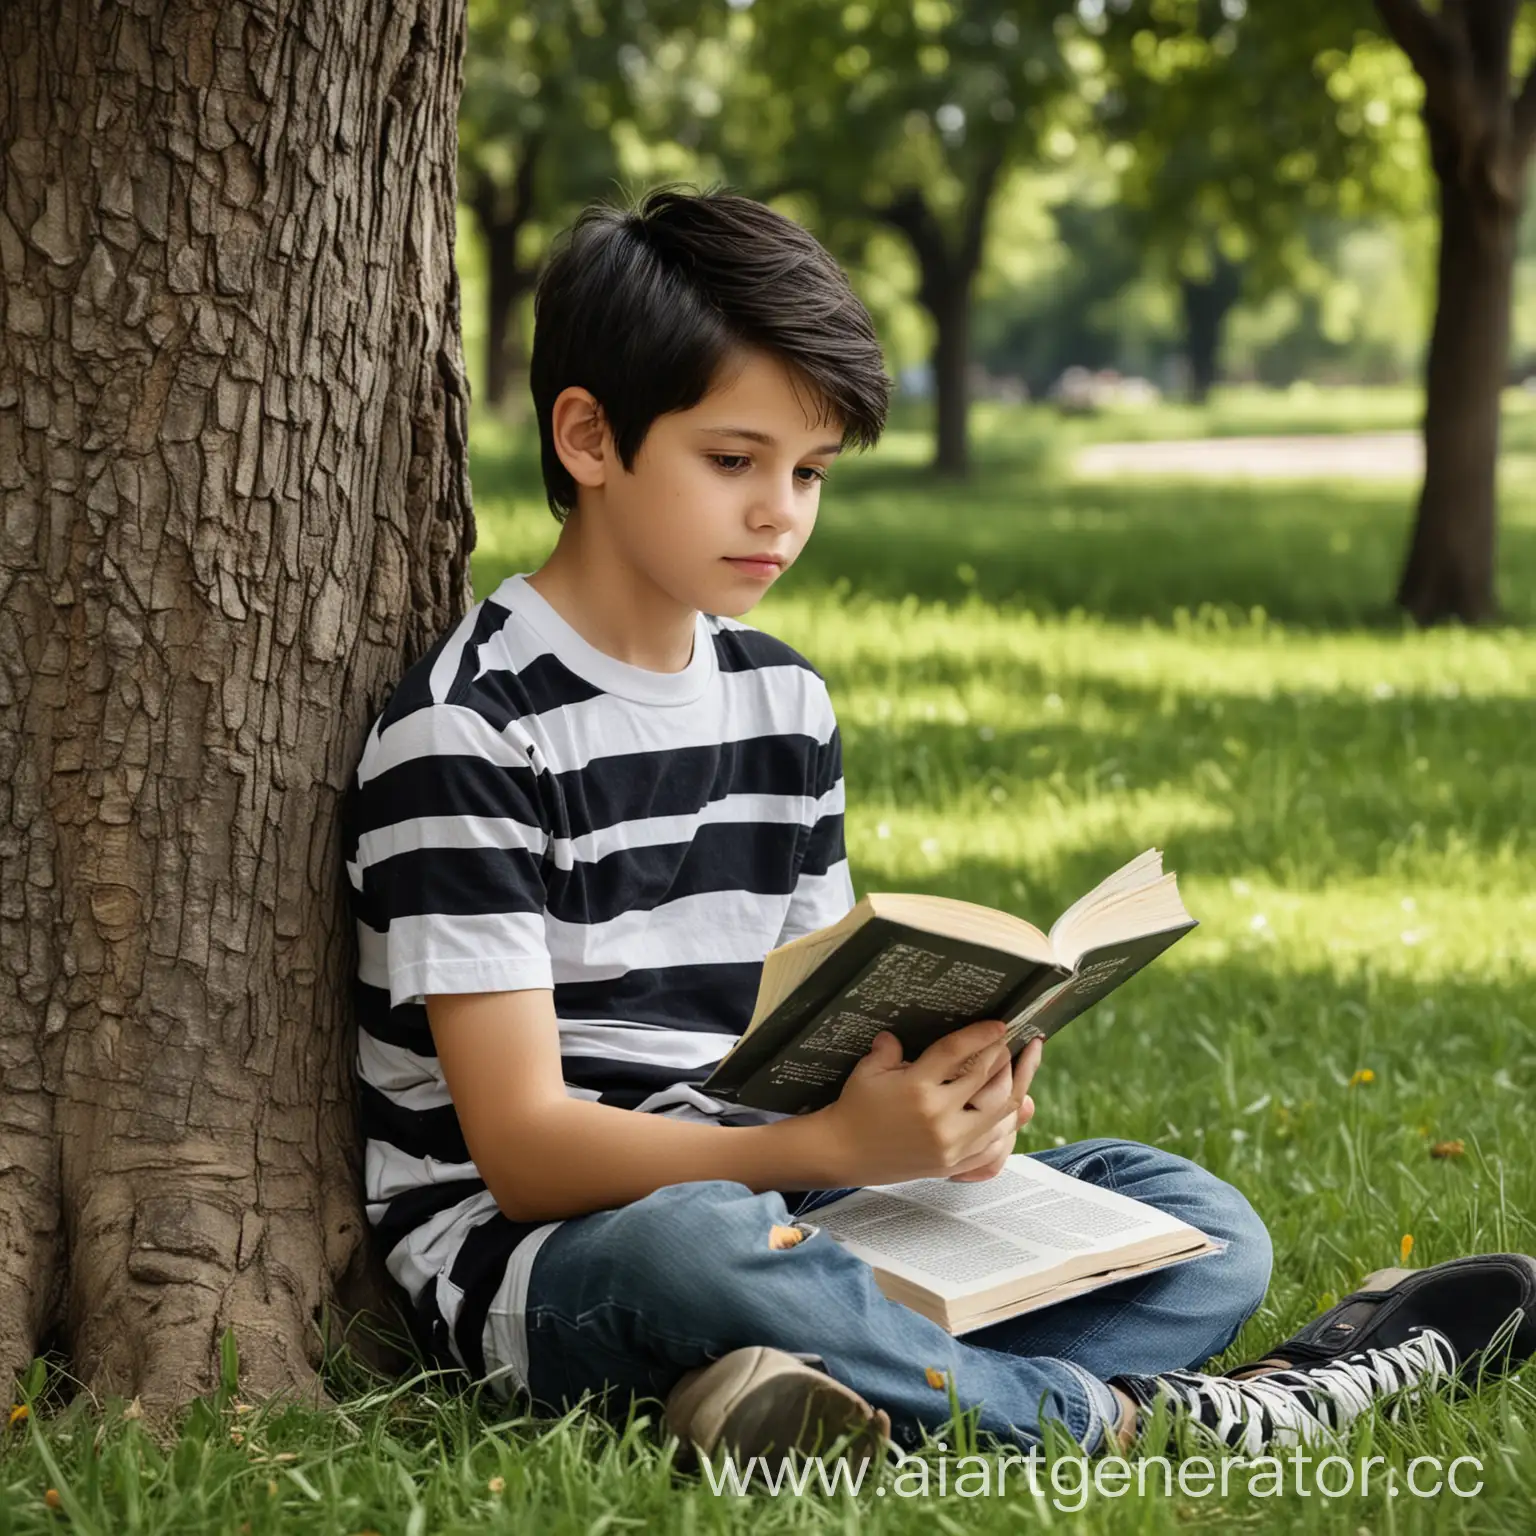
left=706, top=454, right=828, bottom=486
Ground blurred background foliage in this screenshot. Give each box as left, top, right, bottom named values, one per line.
left=454, top=0, right=1535, bottom=417
left=452, top=0, right=1536, bottom=623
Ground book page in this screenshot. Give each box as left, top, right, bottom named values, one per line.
left=1047, top=848, right=1163, bottom=953
left=745, top=921, right=858, bottom=1033
left=809, top=1154, right=1201, bottom=1297
left=1051, top=867, right=1196, bottom=971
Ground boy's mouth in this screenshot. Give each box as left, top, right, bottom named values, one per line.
left=724, top=555, right=785, bottom=580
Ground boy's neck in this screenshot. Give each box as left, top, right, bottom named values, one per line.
left=526, top=514, right=700, bottom=674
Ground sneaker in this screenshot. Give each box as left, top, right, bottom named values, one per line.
left=1226, top=1253, right=1536, bottom=1388
left=663, top=1346, right=891, bottom=1468
left=1112, top=1329, right=1459, bottom=1456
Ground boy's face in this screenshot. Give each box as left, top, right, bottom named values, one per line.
left=567, top=348, right=843, bottom=618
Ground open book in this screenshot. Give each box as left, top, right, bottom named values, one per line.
left=804, top=1154, right=1223, bottom=1334
left=704, top=848, right=1197, bottom=1115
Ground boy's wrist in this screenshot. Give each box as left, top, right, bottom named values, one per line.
left=757, top=1106, right=851, bottom=1190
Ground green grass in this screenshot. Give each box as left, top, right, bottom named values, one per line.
left=6, top=387, right=1535, bottom=1532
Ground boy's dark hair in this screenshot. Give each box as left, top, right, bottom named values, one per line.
left=529, top=184, right=890, bottom=521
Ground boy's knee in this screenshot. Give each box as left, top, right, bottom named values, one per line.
left=1201, top=1176, right=1273, bottom=1320
left=597, top=1179, right=791, bottom=1304
left=1085, top=1139, right=1273, bottom=1317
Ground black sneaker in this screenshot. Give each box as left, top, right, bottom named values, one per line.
left=1227, top=1253, right=1536, bottom=1389
left=1112, top=1330, right=1458, bottom=1456
left=1111, top=1252, right=1536, bottom=1456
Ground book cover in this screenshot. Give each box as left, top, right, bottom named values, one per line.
left=705, top=919, right=1194, bottom=1115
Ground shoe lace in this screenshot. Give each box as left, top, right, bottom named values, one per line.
left=1160, top=1328, right=1457, bottom=1451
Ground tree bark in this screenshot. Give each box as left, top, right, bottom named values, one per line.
left=0, top=0, right=474, bottom=1413
left=1396, top=122, right=1525, bottom=625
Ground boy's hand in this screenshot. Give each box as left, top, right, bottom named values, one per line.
left=812, top=1019, right=1031, bottom=1187
left=948, top=1034, right=1043, bottom=1183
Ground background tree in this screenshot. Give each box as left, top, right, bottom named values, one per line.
left=720, top=0, right=1081, bottom=477
left=1098, top=0, right=1426, bottom=402
left=1372, top=0, right=1536, bottom=623
left=459, top=0, right=703, bottom=409
left=0, top=0, right=472, bottom=1410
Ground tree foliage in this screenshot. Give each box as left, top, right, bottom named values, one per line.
left=712, top=0, right=1085, bottom=472
left=1092, top=0, right=1429, bottom=390
left=458, top=0, right=708, bottom=401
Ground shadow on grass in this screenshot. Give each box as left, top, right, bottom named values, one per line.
left=836, top=671, right=1530, bottom=885
left=787, top=470, right=1536, bottom=630
left=466, top=428, right=1536, bottom=630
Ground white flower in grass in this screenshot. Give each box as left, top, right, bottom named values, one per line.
left=1372, top=681, right=1396, bottom=700
left=1401, top=896, right=1417, bottom=913
left=920, top=837, right=941, bottom=859
left=1249, top=913, right=1269, bottom=931
left=1400, top=929, right=1424, bottom=946
left=876, top=822, right=891, bottom=840
left=1044, top=693, right=1063, bottom=711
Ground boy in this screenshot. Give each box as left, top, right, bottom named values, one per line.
left=342, top=187, right=1535, bottom=1465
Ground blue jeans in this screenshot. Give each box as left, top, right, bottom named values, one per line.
left=521, top=1138, right=1274, bottom=1453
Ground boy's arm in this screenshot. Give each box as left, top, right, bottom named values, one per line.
left=428, top=989, right=1028, bottom=1222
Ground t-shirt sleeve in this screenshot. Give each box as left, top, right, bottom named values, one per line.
left=776, top=702, right=856, bottom=947
left=346, top=699, right=554, bottom=1010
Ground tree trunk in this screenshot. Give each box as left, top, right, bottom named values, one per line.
left=483, top=217, right=516, bottom=407
left=1180, top=260, right=1242, bottom=405
left=0, top=0, right=474, bottom=1414
left=1397, top=123, right=1524, bottom=625
left=482, top=215, right=527, bottom=409
left=930, top=282, right=972, bottom=478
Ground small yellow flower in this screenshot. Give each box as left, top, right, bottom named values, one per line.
left=1347, top=1068, right=1375, bottom=1088
left=1430, top=1139, right=1466, bottom=1160
left=924, top=1367, right=947, bottom=1390
left=1400, top=1234, right=1414, bottom=1264
left=45, top=1489, right=62, bottom=1510
left=7, top=1404, right=28, bottom=1428
left=487, top=1476, right=506, bottom=1494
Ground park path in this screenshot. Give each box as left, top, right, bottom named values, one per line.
left=1074, top=430, right=1422, bottom=480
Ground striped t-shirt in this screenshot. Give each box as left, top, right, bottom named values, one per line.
left=341, top=572, right=854, bottom=1398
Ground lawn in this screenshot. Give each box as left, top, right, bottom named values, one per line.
left=5, top=388, right=1535, bottom=1533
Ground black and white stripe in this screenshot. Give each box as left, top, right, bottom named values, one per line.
left=1128, top=1329, right=1459, bottom=1455
left=342, top=574, right=854, bottom=1395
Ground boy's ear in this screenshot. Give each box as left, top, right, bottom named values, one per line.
left=551, top=386, right=613, bottom=493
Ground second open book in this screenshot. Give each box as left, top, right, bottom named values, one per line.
left=804, top=1153, right=1224, bottom=1334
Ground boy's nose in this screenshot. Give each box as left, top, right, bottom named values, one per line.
left=753, top=480, right=803, bottom=528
